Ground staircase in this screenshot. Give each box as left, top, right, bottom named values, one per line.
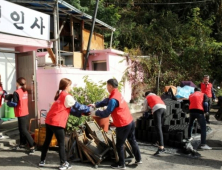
left=0, top=120, right=19, bottom=149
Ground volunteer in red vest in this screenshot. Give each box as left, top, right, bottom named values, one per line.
left=188, top=87, right=212, bottom=149
left=0, top=77, right=7, bottom=137
left=39, top=78, right=91, bottom=170
left=90, top=79, right=142, bottom=169
left=199, top=75, right=216, bottom=124
left=0, top=78, right=5, bottom=126
left=0, top=78, right=3, bottom=108
left=6, top=77, right=35, bottom=154
left=143, top=92, right=166, bottom=155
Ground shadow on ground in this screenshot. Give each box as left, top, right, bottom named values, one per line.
left=150, top=153, right=222, bottom=169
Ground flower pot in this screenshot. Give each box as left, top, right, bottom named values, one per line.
left=92, top=116, right=109, bottom=132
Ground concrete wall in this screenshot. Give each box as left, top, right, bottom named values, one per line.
left=0, top=48, right=16, bottom=94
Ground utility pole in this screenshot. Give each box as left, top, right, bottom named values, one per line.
left=83, top=0, right=99, bottom=70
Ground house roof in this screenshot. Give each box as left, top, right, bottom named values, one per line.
left=8, top=0, right=116, bottom=31
left=90, top=49, right=126, bottom=56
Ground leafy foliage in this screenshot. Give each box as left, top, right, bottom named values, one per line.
left=66, top=76, right=108, bottom=134
left=216, top=88, right=222, bottom=97
left=66, top=115, right=89, bottom=133
left=66, top=76, right=123, bottom=133
left=70, top=76, right=109, bottom=105
left=65, top=0, right=222, bottom=94
left=120, top=5, right=222, bottom=94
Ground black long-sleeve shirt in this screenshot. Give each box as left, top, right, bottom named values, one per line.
left=7, top=92, right=19, bottom=107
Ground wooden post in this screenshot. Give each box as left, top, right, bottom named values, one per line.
left=81, top=20, right=84, bottom=53
left=70, top=16, right=75, bottom=52
left=83, top=0, right=100, bottom=70
left=53, top=1, right=58, bottom=66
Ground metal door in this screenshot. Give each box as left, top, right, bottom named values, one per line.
left=16, top=51, right=38, bottom=131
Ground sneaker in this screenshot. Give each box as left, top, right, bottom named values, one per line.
left=29, top=148, right=35, bottom=155
left=39, top=160, right=45, bottom=167
left=59, top=161, right=72, bottom=170
left=135, top=160, right=143, bottom=164
left=111, top=163, right=126, bottom=169
left=200, top=144, right=212, bottom=150
left=188, top=137, right=193, bottom=142
left=154, top=148, right=166, bottom=155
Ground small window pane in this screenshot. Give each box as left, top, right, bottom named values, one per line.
left=93, top=62, right=107, bottom=71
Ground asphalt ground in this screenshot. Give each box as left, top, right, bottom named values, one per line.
left=0, top=109, right=222, bottom=170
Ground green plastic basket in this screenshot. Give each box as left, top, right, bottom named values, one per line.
left=5, top=104, right=15, bottom=118
left=1, top=118, right=9, bottom=121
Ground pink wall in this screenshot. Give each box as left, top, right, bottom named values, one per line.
left=37, top=49, right=131, bottom=114
left=88, top=49, right=126, bottom=71
left=37, top=68, right=131, bottom=112
left=0, top=33, right=52, bottom=51
left=88, top=52, right=109, bottom=70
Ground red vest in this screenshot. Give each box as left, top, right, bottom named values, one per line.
left=45, top=91, right=71, bottom=128
left=146, top=95, right=165, bottom=109
left=200, top=82, right=212, bottom=98
left=14, top=88, right=29, bottom=117
left=109, top=89, right=133, bottom=127
left=189, top=91, right=204, bottom=111
left=0, top=86, right=3, bottom=108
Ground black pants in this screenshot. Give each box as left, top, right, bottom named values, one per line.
left=153, top=108, right=165, bottom=146
left=18, top=115, right=34, bottom=147
left=188, top=112, right=206, bottom=144
left=206, top=98, right=212, bottom=121
left=41, top=124, right=66, bottom=164
left=116, top=121, right=141, bottom=166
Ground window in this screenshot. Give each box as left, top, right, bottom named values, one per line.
left=93, top=61, right=107, bottom=71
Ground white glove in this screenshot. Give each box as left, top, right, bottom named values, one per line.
left=89, top=104, right=96, bottom=108
left=90, top=110, right=96, bottom=116
left=89, top=106, right=95, bottom=112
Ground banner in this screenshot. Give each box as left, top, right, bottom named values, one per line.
left=0, top=0, right=50, bottom=40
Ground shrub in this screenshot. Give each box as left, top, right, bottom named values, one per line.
left=70, top=76, right=109, bottom=105
left=66, top=76, right=108, bottom=134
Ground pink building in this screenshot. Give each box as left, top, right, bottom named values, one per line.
left=37, top=49, right=131, bottom=111
left=0, top=0, right=131, bottom=127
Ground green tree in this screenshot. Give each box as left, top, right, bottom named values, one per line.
left=66, top=0, right=89, bottom=12
left=65, top=0, right=222, bottom=90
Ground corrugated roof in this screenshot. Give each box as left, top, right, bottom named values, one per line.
left=8, top=0, right=116, bottom=31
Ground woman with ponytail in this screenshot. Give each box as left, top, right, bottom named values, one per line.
left=39, top=78, right=92, bottom=170
left=6, top=77, right=35, bottom=154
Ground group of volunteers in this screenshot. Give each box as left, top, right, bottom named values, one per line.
left=0, top=77, right=141, bottom=170
left=142, top=75, right=214, bottom=154
left=0, top=74, right=215, bottom=170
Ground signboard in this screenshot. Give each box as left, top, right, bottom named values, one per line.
left=0, top=0, right=50, bottom=40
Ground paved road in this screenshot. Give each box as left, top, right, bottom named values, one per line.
left=0, top=111, right=222, bottom=170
